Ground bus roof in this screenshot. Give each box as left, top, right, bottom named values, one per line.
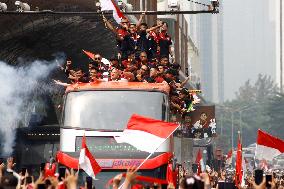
left=66, top=81, right=170, bottom=94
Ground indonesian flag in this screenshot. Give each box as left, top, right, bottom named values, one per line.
left=115, top=114, right=179, bottom=153
left=195, top=149, right=204, bottom=175
left=56, top=151, right=79, bottom=169
left=255, top=129, right=284, bottom=161
left=99, top=0, right=125, bottom=24
left=82, top=49, right=95, bottom=61
left=235, top=137, right=243, bottom=188
left=226, top=149, right=233, bottom=165
left=79, top=135, right=101, bottom=179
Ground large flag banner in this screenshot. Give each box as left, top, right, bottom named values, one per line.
left=176, top=105, right=216, bottom=139
left=255, top=129, right=284, bottom=161
left=79, top=135, right=101, bottom=179
left=115, top=114, right=179, bottom=153
left=99, top=0, right=125, bottom=24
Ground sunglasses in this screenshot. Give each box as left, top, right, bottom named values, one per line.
left=94, top=57, right=101, bottom=60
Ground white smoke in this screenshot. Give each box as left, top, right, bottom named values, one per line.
left=0, top=57, right=64, bottom=156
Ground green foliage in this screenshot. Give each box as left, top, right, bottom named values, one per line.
left=216, top=74, right=283, bottom=150
left=266, top=93, right=284, bottom=138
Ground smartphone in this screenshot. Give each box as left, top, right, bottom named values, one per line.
left=26, top=176, right=32, bottom=184
left=58, top=167, right=66, bottom=181
left=266, top=174, right=272, bottom=188
left=0, top=158, right=4, bottom=165
left=255, top=169, right=263, bottom=185
left=37, top=184, right=46, bottom=189
left=40, top=163, right=46, bottom=172
left=21, top=167, right=27, bottom=175
left=86, top=176, right=92, bottom=189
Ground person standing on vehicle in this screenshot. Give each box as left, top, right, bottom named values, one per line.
left=158, top=22, right=174, bottom=60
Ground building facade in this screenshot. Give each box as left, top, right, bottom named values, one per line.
left=157, top=0, right=190, bottom=75
left=126, top=0, right=157, bottom=27
left=187, top=0, right=224, bottom=103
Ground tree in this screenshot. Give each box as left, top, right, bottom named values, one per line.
left=266, top=93, right=284, bottom=139
left=216, top=74, right=279, bottom=149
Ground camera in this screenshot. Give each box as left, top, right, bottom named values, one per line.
left=210, top=0, right=219, bottom=12
left=0, top=2, right=7, bottom=12
left=15, top=1, right=30, bottom=12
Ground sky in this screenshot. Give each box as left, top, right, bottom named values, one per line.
left=223, top=0, right=278, bottom=100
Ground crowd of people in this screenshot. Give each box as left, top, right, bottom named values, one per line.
left=53, top=14, right=201, bottom=132
left=1, top=157, right=284, bottom=189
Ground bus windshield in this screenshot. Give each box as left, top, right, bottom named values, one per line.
left=63, top=91, right=168, bottom=130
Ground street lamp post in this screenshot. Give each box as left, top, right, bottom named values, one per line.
left=217, top=106, right=235, bottom=150
left=231, top=112, right=234, bottom=150
left=218, top=102, right=263, bottom=150
left=220, top=114, right=223, bottom=135
left=237, top=105, right=257, bottom=143
left=239, top=111, right=242, bottom=142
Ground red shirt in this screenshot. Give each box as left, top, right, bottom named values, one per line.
left=155, top=76, right=165, bottom=83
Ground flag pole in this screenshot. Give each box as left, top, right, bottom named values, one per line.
left=254, top=130, right=260, bottom=169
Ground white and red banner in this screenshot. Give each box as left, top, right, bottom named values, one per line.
left=225, top=149, right=233, bottom=165
left=79, top=135, right=101, bottom=179
left=115, top=114, right=179, bottom=153
left=99, top=0, right=125, bottom=24
left=255, top=129, right=284, bottom=161
left=195, top=149, right=204, bottom=175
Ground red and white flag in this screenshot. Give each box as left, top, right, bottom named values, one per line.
left=255, top=129, right=284, bottom=161
left=115, top=114, right=179, bottom=153
left=99, top=0, right=125, bottom=24
left=79, top=135, right=101, bottom=179
left=195, top=149, right=205, bottom=175
left=235, top=137, right=243, bottom=188
left=226, top=149, right=233, bottom=165
left=82, top=49, right=95, bottom=61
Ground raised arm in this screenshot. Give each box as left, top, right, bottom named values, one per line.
left=146, top=23, right=163, bottom=33
left=180, top=77, right=190, bottom=88
left=136, top=11, right=146, bottom=28
left=53, top=79, right=71, bottom=87
left=102, top=15, right=116, bottom=33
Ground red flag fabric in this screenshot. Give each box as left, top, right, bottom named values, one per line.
left=106, top=173, right=168, bottom=187
left=255, top=129, right=284, bottom=161
left=56, top=151, right=79, bottom=169
left=79, top=135, right=101, bottom=179
left=115, top=114, right=179, bottom=153
left=82, top=50, right=95, bottom=61
left=235, top=138, right=242, bottom=188
left=99, top=0, right=125, bottom=23
left=195, top=149, right=203, bottom=175
left=110, top=0, right=125, bottom=20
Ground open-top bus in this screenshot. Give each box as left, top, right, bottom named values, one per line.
left=60, top=81, right=181, bottom=188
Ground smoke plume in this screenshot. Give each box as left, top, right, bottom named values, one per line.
left=0, top=57, right=64, bottom=156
